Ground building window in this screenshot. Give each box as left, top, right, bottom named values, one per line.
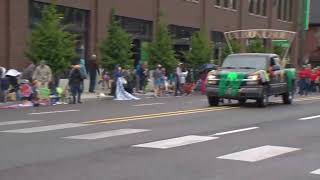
left=248, top=0, right=267, bottom=16
left=169, top=25, right=199, bottom=40
left=249, top=0, right=255, bottom=13
left=185, top=0, right=200, bottom=4
left=115, top=16, right=153, bottom=40
left=215, top=0, right=221, bottom=6
left=277, top=0, right=292, bottom=22
left=262, top=0, right=267, bottom=16
left=29, top=0, right=89, bottom=60
left=215, top=0, right=237, bottom=10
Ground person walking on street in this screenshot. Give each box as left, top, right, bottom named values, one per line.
left=68, top=64, right=85, bottom=104
left=32, top=60, right=52, bottom=89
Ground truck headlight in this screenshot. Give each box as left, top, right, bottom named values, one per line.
left=246, top=75, right=260, bottom=85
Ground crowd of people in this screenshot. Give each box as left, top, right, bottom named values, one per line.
left=0, top=56, right=203, bottom=108
left=298, top=64, right=320, bottom=96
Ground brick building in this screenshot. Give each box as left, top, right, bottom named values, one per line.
left=304, top=0, right=320, bottom=66
left=0, top=0, right=302, bottom=70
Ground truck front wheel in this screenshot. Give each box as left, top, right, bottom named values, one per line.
left=208, top=96, right=220, bottom=106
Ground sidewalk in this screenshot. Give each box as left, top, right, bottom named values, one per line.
left=0, top=91, right=157, bottom=107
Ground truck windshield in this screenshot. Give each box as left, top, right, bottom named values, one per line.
left=222, top=56, right=267, bottom=70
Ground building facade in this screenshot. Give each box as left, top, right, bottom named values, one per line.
left=0, top=0, right=301, bottom=70
left=304, top=0, right=320, bottom=66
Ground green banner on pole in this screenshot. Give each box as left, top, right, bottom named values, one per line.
left=305, top=0, right=311, bottom=30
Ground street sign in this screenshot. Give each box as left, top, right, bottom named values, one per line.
left=272, top=40, right=290, bottom=48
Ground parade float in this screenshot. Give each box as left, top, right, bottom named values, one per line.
left=206, top=29, right=297, bottom=107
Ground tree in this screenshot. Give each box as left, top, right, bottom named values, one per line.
left=26, top=2, right=76, bottom=76
left=247, top=38, right=266, bottom=53
left=273, top=45, right=286, bottom=58
left=222, top=39, right=241, bottom=62
left=100, top=9, right=133, bottom=72
left=148, top=17, right=178, bottom=72
left=187, top=31, right=213, bottom=69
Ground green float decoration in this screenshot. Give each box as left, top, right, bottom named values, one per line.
left=219, top=72, right=246, bottom=96
left=285, top=69, right=296, bottom=92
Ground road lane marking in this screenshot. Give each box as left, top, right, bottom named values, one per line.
left=298, top=115, right=320, bottom=121
left=217, top=145, right=300, bottom=162
left=133, top=103, right=165, bottom=107
left=311, top=169, right=320, bottom=175
left=63, top=129, right=150, bottom=140
left=133, top=135, right=218, bottom=149
left=1, top=123, right=90, bottom=133
left=29, top=109, right=80, bottom=115
left=210, top=127, right=259, bottom=136
left=84, top=107, right=237, bottom=124
left=0, top=120, right=41, bottom=126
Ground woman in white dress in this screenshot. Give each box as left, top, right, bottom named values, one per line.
left=114, top=66, right=139, bottom=101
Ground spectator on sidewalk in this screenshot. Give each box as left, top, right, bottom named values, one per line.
left=6, top=69, right=22, bottom=101
left=153, top=64, right=162, bottom=97
left=21, top=63, right=36, bottom=82
left=88, top=54, right=99, bottom=93
left=0, top=67, right=8, bottom=102
left=136, top=63, right=148, bottom=93
left=310, top=68, right=318, bottom=92
left=97, top=69, right=110, bottom=97
left=175, top=63, right=183, bottom=96
left=135, top=63, right=141, bottom=93
left=32, top=60, right=52, bottom=89
left=298, top=65, right=311, bottom=96
left=68, top=64, right=85, bottom=104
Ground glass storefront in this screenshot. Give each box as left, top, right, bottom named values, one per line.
left=116, top=16, right=153, bottom=67
left=29, top=0, right=89, bottom=60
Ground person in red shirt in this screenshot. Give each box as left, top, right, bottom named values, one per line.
left=310, top=69, right=318, bottom=92
left=316, top=67, right=320, bottom=92
left=298, top=65, right=312, bottom=96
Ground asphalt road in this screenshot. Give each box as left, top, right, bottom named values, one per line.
left=1, top=94, right=320, bottom=180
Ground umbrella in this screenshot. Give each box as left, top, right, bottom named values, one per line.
left=5, top=69, right=21, bottom=77
left=199, top=64, right=216, bottom=72
left=0, top=67, right=6, bottom=78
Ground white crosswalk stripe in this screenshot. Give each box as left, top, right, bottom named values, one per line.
left=217, top=145, right=300, bottom=162
left=63, top=129, right=150, bottom=140
left=133, top=135, right=218, bottom=149
left=311, top=169, right=320, bottom=175
left=0, top=120, right=41, bottom=126
left=0, top=123, right=90, bottom=133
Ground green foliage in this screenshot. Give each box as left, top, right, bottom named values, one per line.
left=100, top=9, right=133, bottom=72
left=26, top=3, right=76, bottom=75
left=222, top=40, right=241, bottom=62
left=187, top=31, right=213, bottom=69
left=148, top=18, right=178, bottom=72
left=247, top=38, right=266, bottom=53
left=273, top=45, right=286, bottom=58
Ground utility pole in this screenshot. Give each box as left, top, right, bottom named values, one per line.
left=298, top=0, right=310, bottom=66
